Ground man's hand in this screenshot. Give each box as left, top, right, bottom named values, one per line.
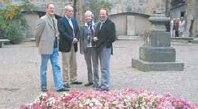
left=72, top=38, right=78, bottom=44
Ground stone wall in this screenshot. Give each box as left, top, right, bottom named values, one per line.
left=24, top=13, right=39, bottom=38
left=1, top=0, right=166, bottom=38
left=110, top=0, right=166, bottom=15
left=25, top=0, right=83, bottom=38
left=135, top=15, right=150, bottom=35
left=30, top=0, right=71, bottom=15
left=110, top=13, right=150, bottom=39
left=170, top=0, right=198, bottom=37
left=192, top=0, right=198, bottom=37
left=109, top=0, right=166, bottom=38
left=110, top=14, right=127, bottom=36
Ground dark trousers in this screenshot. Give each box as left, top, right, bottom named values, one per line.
left=175, top=31, right=179, bottom=37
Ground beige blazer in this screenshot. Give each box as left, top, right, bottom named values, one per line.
left=34, top=15, right=59, bottom=54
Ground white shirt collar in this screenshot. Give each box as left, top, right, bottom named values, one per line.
left=84, top=21, right=95, bottom=27
left=65, top=16, right=71, bottom=21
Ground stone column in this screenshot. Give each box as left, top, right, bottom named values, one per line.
left=132, top=13, right=184, bottom=72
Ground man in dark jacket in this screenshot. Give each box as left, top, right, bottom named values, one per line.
left=93, top=8, right=116, bottom=91
left=58, top=5, right=82, bottom=88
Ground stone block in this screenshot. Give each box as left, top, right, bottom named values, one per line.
left=132, top=59, right=184, bottom=72
left=147, top=32, right=171, bottom=47
left=139, top=46, right=176, bottom=62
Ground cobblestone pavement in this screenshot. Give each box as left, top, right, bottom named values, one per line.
left=0, top=40, right=198, bottom=108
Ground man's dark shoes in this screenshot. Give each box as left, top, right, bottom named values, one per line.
left=84, top=82, right=93, bottom=86
left=71, top=81, right=83, bottom=85
left=41, top=88, right=47, bottom=92
left=96, top=88, right=109, bottom=91
left=57, top=87, right=70, bottom=92
left=100, top=88, right=109, bottom=91
left=95, top=86, right=109, bottom=91
left=64, top=83, right=71, bottom=88
left=95, top=87, right=101, bottom=91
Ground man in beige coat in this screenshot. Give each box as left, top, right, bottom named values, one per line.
left=35, top=3, right=69, bottom=92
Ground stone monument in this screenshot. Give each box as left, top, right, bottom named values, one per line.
left=132, top=13, right=184, bottom=72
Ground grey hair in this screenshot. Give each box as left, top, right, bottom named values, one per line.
left=84, top=10, right=94, bottom=18
left=64, top=5, right=73, bottom=12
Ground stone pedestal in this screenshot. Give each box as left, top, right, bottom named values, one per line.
left=132, top=14, right=184, bottom=72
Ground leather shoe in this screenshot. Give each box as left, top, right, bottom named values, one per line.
left=41, top=88, right=47, bottom=92
left=100, top=86, right=109, bottom=91
left=71, top=81, right=82, bottom=85
left=100, top=88, right=109, bottom=91
left=57, top=87, right=70, bottom=92
left=84, top=82, right=93, bottom=86
left=64, top=83, right=70, bottom=88
left=96, top=86, right=109, bottom=91
left=95, top=87, right=100, bottom=91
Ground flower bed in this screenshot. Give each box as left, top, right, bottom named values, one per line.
left=18, top=88, right=198, bottom=109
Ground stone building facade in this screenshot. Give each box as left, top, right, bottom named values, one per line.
left=26, top=0, right=83, bottom=38
left=108, top=0, right=166, bottom=38
left=0, top=0, right=83, bottom=38
left=1, top=0, right=166, bottom=38
left=168, top=0, right=198, bottom=37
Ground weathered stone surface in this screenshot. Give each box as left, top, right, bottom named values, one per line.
left=132, top=59, right=184, bottom=72
left=147, top=32, right=171, bottom=47
left=132, top=13, right=184, bottom=71
left=148, top=14, right=170, bottom=32
left=139, top=46, right=175, bottom=62
left=111, top=0, right=166, bottom=15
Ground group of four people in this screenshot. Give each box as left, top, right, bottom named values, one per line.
left=34, top=3, right=116, bottom=92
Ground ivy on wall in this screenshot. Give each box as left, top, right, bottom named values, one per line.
left=0, top=0, right=35, bottom=43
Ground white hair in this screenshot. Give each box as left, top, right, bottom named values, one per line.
left=84, top=10, right=94, bottom=18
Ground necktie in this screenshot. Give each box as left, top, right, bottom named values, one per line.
left=52, top=18, right=56, bottom=35
left=52, top=19, right=55, bottom=29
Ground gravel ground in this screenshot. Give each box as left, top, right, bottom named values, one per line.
left=0, top=40, right=198, bottom=109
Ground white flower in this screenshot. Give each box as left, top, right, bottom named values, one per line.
left=79, top=103, right=83, bottom=108
left=89, top=102, right=94, bottom=107
left=47, top=97, right=56, bottom=107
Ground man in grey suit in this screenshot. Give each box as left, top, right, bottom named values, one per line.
left=34, top=3, right=69, bottom=92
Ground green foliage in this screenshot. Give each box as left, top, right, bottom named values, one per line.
left=0, top=11, right=6, bottom=38
left=0, top=0, right=35, bottom=44
left=20, top=0, right=36, bottom=12
left=85, top=0, right=112, bottom=22
left=0, top=10, right=6, bottom=30
left=4, top=20, right=25, bottom=44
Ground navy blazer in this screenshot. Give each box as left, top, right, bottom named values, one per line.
left=95, top=19, right=116, bottom=54
left=58, top=16, right=80, bottom=52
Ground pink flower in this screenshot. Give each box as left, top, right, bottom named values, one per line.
left=18, top=88, right=198, bottom=109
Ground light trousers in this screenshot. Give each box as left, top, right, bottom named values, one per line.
left=61, top=45, right=77, bottom=84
